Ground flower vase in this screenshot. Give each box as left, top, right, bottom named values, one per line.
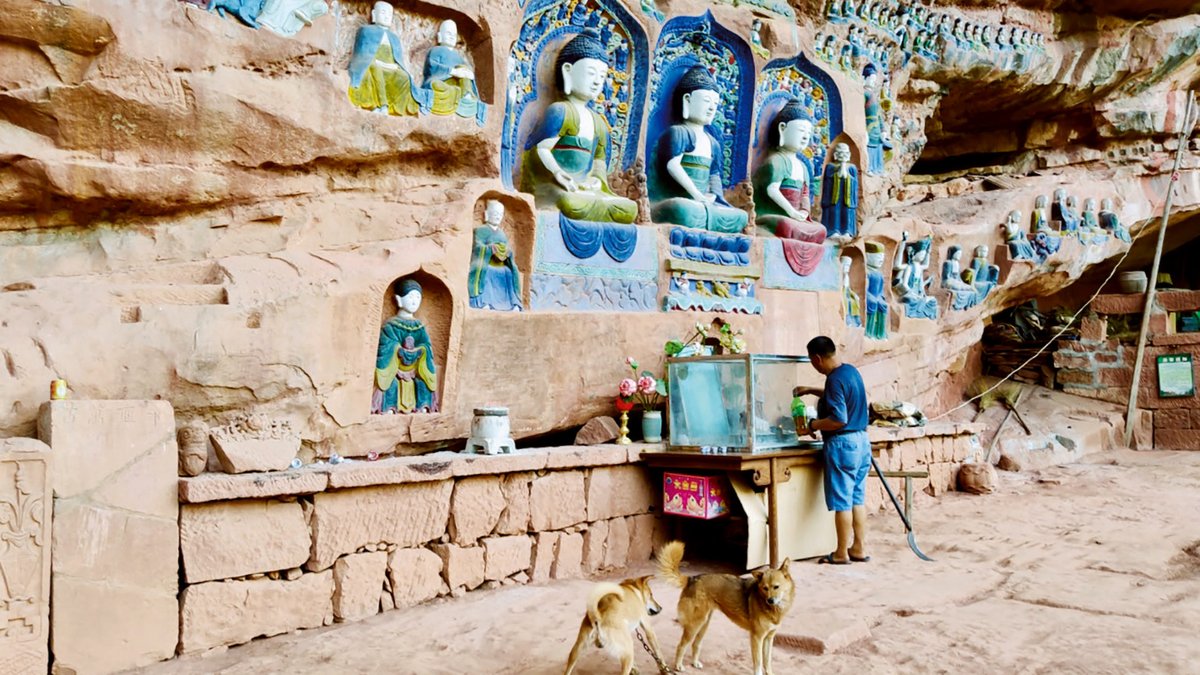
left=641, top=410, right=663, bottom=443
left=617, top=411, right=632, bottom=445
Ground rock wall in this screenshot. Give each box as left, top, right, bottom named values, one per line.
left=0, top=2, right=1198, bottom=458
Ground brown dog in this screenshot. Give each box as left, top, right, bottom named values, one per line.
left=563, top=576, right=664, bottom=675
left=656, top=541, right=794, bottom=675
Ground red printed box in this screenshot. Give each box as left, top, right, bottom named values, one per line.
left=663, top=472, right=729, bottom=520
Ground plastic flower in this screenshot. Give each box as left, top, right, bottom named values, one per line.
left=618, top=378, right=637, bottom=397
left=637, top=376, right=656, bottom=394
left=626, top=356, right=639, bottom=370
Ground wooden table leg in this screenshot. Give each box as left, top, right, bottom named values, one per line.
left=767, top=458, right=779, bottom=568
left=904, top=476, right=913, bottom=525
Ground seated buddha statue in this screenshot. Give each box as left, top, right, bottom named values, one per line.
left=752, top=100, right=828, bottom=276
left=518, top=32, right=638, bottom=224
left=649, top=66, right=748, bottom=234
left=347, top=2, right=430, bottom=116
left=422, top=19, right=485, bottom=122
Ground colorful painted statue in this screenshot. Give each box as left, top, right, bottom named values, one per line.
left=373, top=278, right=439, bottom=414
left=422, top=20, right=485, bottom=122
left=753, top=101, right=828, bottom=275
left=969, top=245, right=1000, bottom=301
left=1081, top=197, right=1105, bottom=238
left=839, top=44, right=855, bottom=72
left=650, top=66, right=748, bottom=233
left=821, top=34, right=839, bottom=62
left=942, top=245, right=978, bottom=311
left=1051, top=189, right=1079, bottom=233
left=519, top=33, right=638, bottom=224
left=348, top=2, right=430, bottom=116
left=865, top=241, right=888, bottom=339
left=1032, top=194, right=1053, bottom=233
left=863, top=63, right=888, bottom=176
left=821, top=142, right=860, bottom=242
left=893, top=236, right=938, bottom=319
left=1004, top=210, right=1036, bottom=260
left=1100, top=198, right=1131, bottom=242
left=258, top=0, right=329, bottom=37
left=842, top=256, right=864, bottom=327
left=749, top=20, right=770, bottom=58
left=469, top=200, right=522, bottom=311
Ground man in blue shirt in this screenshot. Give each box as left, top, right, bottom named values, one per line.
left=793, top=336, right=870, bottom=565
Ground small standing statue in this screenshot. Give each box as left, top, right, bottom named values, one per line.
left=348, top=2, right=430, bottom=117
left=423, top=20, right=485, bottom=123
left=863, top=63, right=889, bottom=176
left=468, top=200, right=522, bottom=311
left=892, top=235, right=939, bottom=319
left=941, top=245, right=978, bottom=311
left=753, top=101, right=828, bottom=276
left=749, top=19, right=770, bottom=58
left=841, top=256, right=864, bottom=327
left=650, top=66, right=748, bottom=233
left=1004, top=210, right=1036, bottom=261
left=373, top=279, right=439, bottom=414
left=1050, top=189, right=1079, bottom=233
left=821, top=142, right=860, bottom=242
left=1099, top=198, right=1131, bottom=242
left=865, top=242, right=889, bottom=339
left=519, top=32, right=638, bottom=224
left=969, top=245, right=1001, bottom=301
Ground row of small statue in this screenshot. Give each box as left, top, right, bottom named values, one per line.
left=514, top=32, right=863, bottom=277
left=826, top=0, right=1046, bottom=60
left=1004, top=191, right=1131, bottom=263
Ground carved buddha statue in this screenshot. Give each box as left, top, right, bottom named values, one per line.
left=422, top=19, right=484, bottom=121
left=468, top=200, right=522, bottom=311
left=347, top=2, right=430, bottom=116
left=650, top=66, right=748, bottom=233
left=519, top=32, right=638, bottom=224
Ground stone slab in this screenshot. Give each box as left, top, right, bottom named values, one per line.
left=181, top=500, right=311, bottom=583
left=431, top=543, right=485, bottom=591
left=575, top=416, right=619, bottom=445
left=529, top=471, right=586, bottom=531
left=325, top=453, right=455, bottom=489
left=530, top=532, right=559, bottom=583
left=388, top=548, right=446, bottom=608
left=450, top=476, right=505, bottom=545
left=483, top=535, right=533, bottom=581
left=496, top=472, right=532, bottom=535
left=553, top=532, right=584, bottom=580
left=309, top=480, right=453, bottom=571
left=39, top=400, right=179, bottom=674
left=451, top=450, right=548, bottom=477
left=179, top=572, right=334, bottom=654
left=544, top=444, right=628, bottom=469
left=179, top=470, right=329, bottom=503
left=333, top=552, right=388, bottom=623
left=586, top=465, right=656, bottom=521
left=0, top=439, right=52, bottom=675
left=211, top=436, right=299, bottom=474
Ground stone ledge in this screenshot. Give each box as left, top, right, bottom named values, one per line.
left=179, top=444, right=663, bottom=503
left=1151, top=332, right=1200, bottom=346
left=868, top=421, right=985, bottom=444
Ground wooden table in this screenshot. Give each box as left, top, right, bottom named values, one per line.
left=641, top=445, right=832, bottom=568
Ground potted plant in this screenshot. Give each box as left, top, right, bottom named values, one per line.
left=619, top=357, right=666, bottom=443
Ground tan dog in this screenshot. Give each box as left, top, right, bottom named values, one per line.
left=656, top=541, right=794, bottom=675
left=563, top=575, right=664, bottom=675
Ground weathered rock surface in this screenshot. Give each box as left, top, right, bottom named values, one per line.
left=483, top=535, right=533, bottom=581
left=181, top=499, right=311, bottom=583
left=333, top=552, right=388, bottom=623
left=575, top=417, right=619, bottom=445
left=585, top=466, right=656, bottom=522
left=529, top=471, right=586, bottom=531
left=431, top=543, right=486, bottom=591
left=179, top=572, right=334, bottom=653
left=388, top=548, right=446, bottom=608
left=449, top=476, right=505, bottom=545
left=0, top=438, right=52, bottom=675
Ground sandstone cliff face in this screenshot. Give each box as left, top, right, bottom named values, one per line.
left=0, top=0, right=1197, bottom=457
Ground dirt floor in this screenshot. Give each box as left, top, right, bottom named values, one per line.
left=138, top=449, right=1200, bottom=675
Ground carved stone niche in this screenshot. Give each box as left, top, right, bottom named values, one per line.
left=209, top=413, right=301, bottom=474
left=0, top=438, right=52, bottom=675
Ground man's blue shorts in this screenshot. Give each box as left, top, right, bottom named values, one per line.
left=823, top=430, right=871, bottom=512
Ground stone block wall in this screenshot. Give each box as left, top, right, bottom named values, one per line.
left=175, top=446, right=662, bottom=655
left=1053, top=293, right=1200, bottom=450
left=865, top=423, right=985, bottom=512
left=0, top=438, right=52, bottom=675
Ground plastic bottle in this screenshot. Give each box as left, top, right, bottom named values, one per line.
left=791, top=395, right=806, bottom=421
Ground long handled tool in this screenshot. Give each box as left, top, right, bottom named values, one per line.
left=870, top=456, right=934, bottom=562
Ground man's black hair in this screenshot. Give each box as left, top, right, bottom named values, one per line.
left=806, top=335, right=837, bottom=358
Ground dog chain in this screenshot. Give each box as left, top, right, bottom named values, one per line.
left=635, top=629, right=677, bottom=675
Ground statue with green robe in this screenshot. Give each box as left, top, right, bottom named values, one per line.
left=347, top=2, right=430, bottom=116
left=422, top=19, right=486, bottom=123
left=518, top=33, right=638, bottom=224
left=468, top=200, right=522, bottom=311
left=372, top=279, right=439, bottom=414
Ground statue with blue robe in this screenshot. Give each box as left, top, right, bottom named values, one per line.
left=842, top=256, right=864, bottom=327
left=518, top=33, right=638, bottom=224
left=468, top=200, right=522, bottom=311
left=865, top=242, right=889, bottom=339
left=893, top=236, right=939, bottom=320
left=1050, top=190, right=1080, bottom=233
left=1004, top=210, right=1037, bottom=261
left=942, top=245, right=978, bottom=311
left=1100, top=198, right=1131, bottom=243
left=969, top=245, right=1000, bottom=302
left=863, top=63, right=887, bottom=175
left=422, top=20, right=486, bottom=124
left=752, top=100, right=828, bottom=276
left=347, top=2, right=430, bottom=117
left=372, top=279, right=439, bottom=414
left=649, top=66, right=748, bottom=234
left=821, top=142, right=860, bottom=241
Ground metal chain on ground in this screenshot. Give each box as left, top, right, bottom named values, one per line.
left=635, top=629, right=677, bottom=675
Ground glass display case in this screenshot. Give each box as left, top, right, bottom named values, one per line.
left=666, top=353, right=824, bottom=453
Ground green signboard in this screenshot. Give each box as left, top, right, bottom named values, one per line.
left=1156, top=353, right=1195, bottom=398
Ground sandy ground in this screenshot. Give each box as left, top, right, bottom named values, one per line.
left=139, top=449, right=1200, bottom=675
